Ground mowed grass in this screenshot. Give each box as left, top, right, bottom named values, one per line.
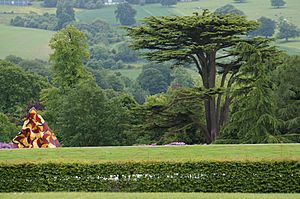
left=0, top=144, right=299, bottom=164
left=0, top=24, right=54, bottom=60
left=0, top=193, right=299, bottom=199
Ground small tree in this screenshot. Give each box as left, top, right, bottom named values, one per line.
left=161, top=0, right=177, bottom=7
left=43, top=0, right=57, bottom=7
left=249, top=16, right=276, bottom=38
left=277, top=18, right=300, bottom=41
left=271, top=0, right=286, bottom=8
left=215, top=4, right=245, bottom=16
left=115, top=3, right=137, bottom=26
left=234, top=0, right=247, bottom=3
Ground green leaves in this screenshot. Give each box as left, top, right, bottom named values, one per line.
left=49, top=25, right=92, bottom=89
left=126, top=12, right=258, bottom=64
left=0, top=60, right=48, bottom=115
left=0, top=161, right=298, bottom=192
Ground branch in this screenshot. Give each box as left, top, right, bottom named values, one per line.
left=189, top=55, right=203, bottom=78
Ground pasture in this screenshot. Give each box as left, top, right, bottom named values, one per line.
left=0, top=24, right=53, bottom=60
left=76, top=0, right=300, bottom=55
left=0, top=144, right=299, bottom=164
left=0, top=0, right=300, bottom=60
left=0, top=193, right=299, bottom=199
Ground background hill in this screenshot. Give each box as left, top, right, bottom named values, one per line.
left=0, top=0, right=300, bottom=60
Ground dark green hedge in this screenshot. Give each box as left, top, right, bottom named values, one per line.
left=0, top=161, right=299, bottom=192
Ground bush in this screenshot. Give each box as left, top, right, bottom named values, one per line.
left=0, top=161, right=298, bottom=192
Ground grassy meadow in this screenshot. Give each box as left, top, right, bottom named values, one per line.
left=0, top=24, right=53, bottom=60
left=1, top=193, right=299, bottom=199
left=0, top=0, right=300, bottom=60
left=0, top=144, right=299, bottom=164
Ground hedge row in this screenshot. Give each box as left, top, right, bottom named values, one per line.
left=0, top=161, right=299, bottom=192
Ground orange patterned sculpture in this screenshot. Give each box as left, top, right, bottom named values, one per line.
left=12, top=107, right=60, bottom=148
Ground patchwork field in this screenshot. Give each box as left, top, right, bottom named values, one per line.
left=0, top=0, right=299, bottom=60
left=0, top=144, right=299, bottom=164
left=0, top=192, right=299, bottom=199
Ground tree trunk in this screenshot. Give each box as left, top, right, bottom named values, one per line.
left=201, top=51, right=218, bottom=144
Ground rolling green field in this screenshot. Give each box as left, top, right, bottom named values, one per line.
left=0, top=24, right=53, bottom=60
left=0, top=144, right=299, bottom=164
left=0, top=193, right=299, bottom=199
left=0, top=0, right=299, bottom=60
left=76, top=0, right=300, bottom=27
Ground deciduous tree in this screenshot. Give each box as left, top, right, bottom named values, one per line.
left=249, top=16, right=276, bottom=38
left=277, top=18, right=300, bottom=41
left=115, top=3, right=137, bottom=26
left=215, top=4, right=245, bottom=16
left=161, top=0, right=177, bottom=7
left=271, top=0, right=286, bottom=8
left=49, top=25, right=91, bottom=88
left=0, top=60, right=48, bottom=115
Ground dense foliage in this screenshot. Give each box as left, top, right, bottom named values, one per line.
left=214, top=4, right=245, bottom=16
left=0, top=161, right=299, bottom=192
left=2, top=9, right=300, bottom=145
left=115, top=3, right=137, bottom=26
left=249, top=16, right=276, bottom=38
left=0, top=60, right=48, bottom=115
left=271, top=0, right=286, bottom=8
left=43, top=0, right=103, bottom=9
left=126, top=11, right=258, bottom=143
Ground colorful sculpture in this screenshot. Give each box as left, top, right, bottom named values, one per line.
left=12, top=108, right=60, bottom=148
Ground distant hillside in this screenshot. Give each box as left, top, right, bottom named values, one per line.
left=0, top=24, right=54, bottom=60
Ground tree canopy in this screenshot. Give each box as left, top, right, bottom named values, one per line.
left=223, top=42, right=282, bottom=143
left=271, top=0, right=286, bottom=8
left=277, top=18, right=300, bottom=41
left=115, top=3, right=137, bottom=26
left=49, top=25, right=91, bottom=88
left=127, top=11, right=258, bottom=143
left=214, top=4, right=245, bottom=16
left=0, top=60, right=48, bottom=115
left=249, top=16, right=276, bottom=38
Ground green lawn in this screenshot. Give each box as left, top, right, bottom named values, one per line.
left=0, top=24, right=54, bottom=60
left=0, top=144, right=299, bottom=164
left=0, top=193, right=299, bottom=199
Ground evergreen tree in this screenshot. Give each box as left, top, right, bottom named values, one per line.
left=274, top=55, right=300, bottom=140
left=223, top=42, right=282, bottom=143
left=131, top=88, right=206, bottom=145
left=126, top=11, right=258, bottom=143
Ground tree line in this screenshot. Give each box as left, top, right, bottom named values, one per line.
left=1, top=11, right=299, bottom=145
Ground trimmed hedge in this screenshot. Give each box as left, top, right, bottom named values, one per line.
left=0, top=161, right=299, bottom=192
